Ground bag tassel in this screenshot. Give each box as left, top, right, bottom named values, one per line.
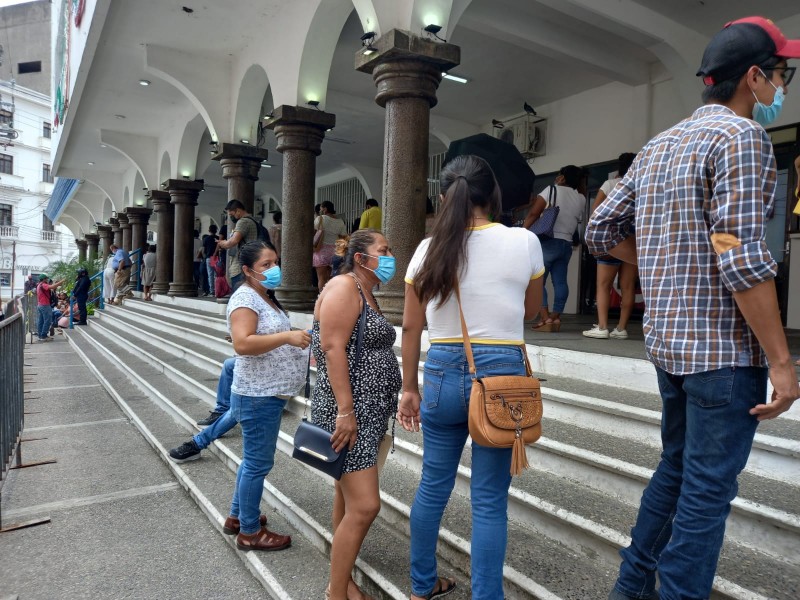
left=511, top=436, right=529, bottom=476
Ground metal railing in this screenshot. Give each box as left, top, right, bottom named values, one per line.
left=0, top=312, right=24, bottom=499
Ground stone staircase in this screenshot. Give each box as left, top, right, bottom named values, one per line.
left=64, top=298, right=800, bottom=600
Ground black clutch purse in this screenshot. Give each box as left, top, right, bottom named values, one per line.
left=292, top=419, right=348, bottom=480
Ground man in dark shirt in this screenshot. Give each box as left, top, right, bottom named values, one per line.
left=202, top=224, right=219, bottom=297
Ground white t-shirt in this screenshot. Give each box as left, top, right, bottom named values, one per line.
left=227, top=285, right=307, bottom=397
left=599, top=177, right=621, bottom=197
left=538, top=185, right=586, bottom=242
left=405, top=223, right=545, bottom=345
left=315, top=215, right=348, bottom=245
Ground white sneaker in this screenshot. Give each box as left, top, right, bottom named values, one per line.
left=610, top=328, right=628, bottom=339
left=582, top=325, right=609, bottom=339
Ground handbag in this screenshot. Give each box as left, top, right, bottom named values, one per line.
left=529, top=184, right=560, bottom=240
left=312, top=217, right=325, bottom=252
left=292, top=285, right=368, bottom=479
left=455, top=286, right=542, bottom=476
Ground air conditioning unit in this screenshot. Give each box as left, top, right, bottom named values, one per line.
left=493, top=118, right=546, bottom=159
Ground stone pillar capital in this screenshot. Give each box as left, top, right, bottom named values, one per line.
left=125, top=206, right=153, bottom=226
left=117, top=213, right=130, bottom=227
left=108, top=217, right=120, bottom=230
left=84, top=233, right=99, bottom=243
left=213, top=142, right=269, bottom=174
left=75, top=238, right=88, bottom=249
left=164, top=179, right=203, bottom=205
left=265, top=105, right=336, bottom=156
left=96, top=225, right=112, bottom=237
left=355, top=29, right=460, bottom=108
left=97, top=225, right=113, bottom=260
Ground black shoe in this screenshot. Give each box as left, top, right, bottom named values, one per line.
left=77, top=321, right=88, bottom=326
left=197, top=411, right=223, bottom=426
left=168, top=440, right=201, bottom=462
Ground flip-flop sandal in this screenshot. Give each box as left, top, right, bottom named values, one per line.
left=423, top=576, right=456, bottom=600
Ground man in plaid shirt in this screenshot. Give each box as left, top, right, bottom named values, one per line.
left=586, top=17, right=800, bottom=600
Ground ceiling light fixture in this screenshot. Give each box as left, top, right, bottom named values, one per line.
left=139, top=79, right=151, bottom=86
left=442, top=72, right=468, bottom=84
left=87, top=161, right=95, bottom=165
left=424, top=23, right=446, bottom=42
left=114, top=114, right=126, bottom=119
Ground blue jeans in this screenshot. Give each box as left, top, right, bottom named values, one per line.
left=611, top=366, right=766, bottom=600
left=540, top=238, right=573, bottom=313
left=229, top=392, right=286, bottom=534
left=193, top=358, right=237, bottom=449
left=206, top=258, right=216, bottom=295
left=410, top=343, right=527, bottom=600
left=37, top=305, right=52, bottom=339
left=231, top=273, right=244, bottom=292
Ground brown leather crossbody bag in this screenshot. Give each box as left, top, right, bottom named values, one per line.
left=455, top=286, right=543, bottom=475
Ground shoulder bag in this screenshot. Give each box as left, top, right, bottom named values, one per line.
left=292, top=285, right=367, bottom=479
left=529, top=184, right=560, bottom=240
left=312, top=216, right=325, bottom=252
left=455, top=286, right=543, bottom=475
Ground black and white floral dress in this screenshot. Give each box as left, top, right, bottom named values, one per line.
left=310, top=278, right=402, bottom=473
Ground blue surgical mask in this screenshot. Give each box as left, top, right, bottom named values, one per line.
left=249, top=265, right=281, bottom=290
left=752, top=72, right=785, bottom=126
left=363, top=254, right=396, bottom=284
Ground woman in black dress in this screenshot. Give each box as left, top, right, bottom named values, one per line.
left=311, top=229, right=401, bottom=600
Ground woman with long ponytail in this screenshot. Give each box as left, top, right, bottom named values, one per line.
left=399, top=155, right=545, bottom=600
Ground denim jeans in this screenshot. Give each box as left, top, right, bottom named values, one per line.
left=229, top=392, right=286, bottom=534
left=611, top=366, right=766, bottom=600
left=192, top=358, right=237, bottom=449
left=231, top=272, right=244, bottom=292
left=205, top=257, right=216, bottom=295
left=410, top=343, right=527, bottom=600
left=540, top=237, right=573, bottom=313
left=36, top=305, right=52, bottom=339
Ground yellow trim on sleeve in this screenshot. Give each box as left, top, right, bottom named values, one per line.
left=430, top=337, right=525, bottom=345
left=466, top=222, right=501, bottom=231
left=404, top=277, right=414, bottom=285
left=530, top=267, right=545, bottom=280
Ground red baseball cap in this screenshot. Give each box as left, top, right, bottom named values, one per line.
left=697, top=17, right=800, bottom=85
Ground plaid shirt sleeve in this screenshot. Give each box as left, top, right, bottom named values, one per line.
left=710, top=128, right=777, bottom=293
left=584, top=158, right=638, bottom=256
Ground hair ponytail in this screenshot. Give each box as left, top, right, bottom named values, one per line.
left=414, top=155, right=501, bottom=306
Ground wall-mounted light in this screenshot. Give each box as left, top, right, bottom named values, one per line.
left=262, top=111, right=275, bottom=121
left=87, top=161, right=95, bottom=165
left=261, top=161, right=272, bottom=168
left=491, top=119, right=505, bottom=129
left=139, top=79, right=151, bottom=86
left=360, top=31, right=377, bottom=55
left=424, top=23, right=446, bottom=42
left=135, top=199, right=144, bottom=206
left=100, top=143, right=107, bottom=148
left=240, top=138, right=250, bottom=144
left=442, top=72, right=468, bottom=84
left=307, top=100, right=321, bottom=110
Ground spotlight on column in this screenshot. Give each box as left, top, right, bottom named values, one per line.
left=360, top=31, right=377, bottom=55
left=424, top=24, right=446, bottom=42
left=307, top=100, right=321, bottom=110
left=240, top=138, right=250, bottom=144
left=491, top=119, right=505, bottom=129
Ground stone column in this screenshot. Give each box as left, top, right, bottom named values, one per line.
left=118, top=212, right=131, bottom=252
left=109, top=217, right=122, bottom=248
left=212, top=143, right=269, bottom=215
left=265, top=105, right=335, bottom=311
left=166, top=179, right=203, bottom=297
left=356, top=30, right=459, bottom=323
left=84, top=233, right=100, bottom=263
left=75, top=238, right=88, bottom=263
left=126, top=207, right=153, bottom=289
left=97, top=225, right=113, bottom=260
left=150, top=190, right=174, bottom=295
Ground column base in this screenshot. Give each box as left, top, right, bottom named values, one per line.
left=374, top=290, right=405, bottom=326
left=275, top=285, right=318, bottom=312
left=168, top=283, right=199, bottom=297
left=151, top=283, right=170, bottom=295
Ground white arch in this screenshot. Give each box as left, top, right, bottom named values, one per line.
left=102, top=198, right=114, bottom=223
left=233, top=64, right=271, bottom=144
left=58, top=213, right=85, bottom=238
left=159, top=151, right=171, bottom=184
left=177, top=114, right=208, bottom=180
left=123, top=187, right=130, bottom=208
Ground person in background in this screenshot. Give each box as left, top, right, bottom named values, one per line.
left=583, top=152, right=638, bottom=340
left=400, top=155, right=544, bottom=600
left=311, top=229, right=401, bottom=600
left=226, top=240, right=309, bottom=551
left=36, top=274, right=65, bottom=341
left=269, top=212, right=282, bottom=262
left=24, top=274, right=35, bottom=294
left=193, top=229, right=205, bottom=294
left=203, top=224, right=219, bottom=297
left=523, top=165, right=586, bottom=332
left=103, top=251, right=117, bottom=305
left=217, top=199, right=264, bottom=292
left=112, top=244, right=132, bottom=305
left=53, top=291, right=69, bottom=321
left=72, top=267, right=91, bottom=326
left=141, top=245, right=157, bottom=301
left=586, top=17, right=800, bottom=600
left=331, top=237, right=348, bottom=278
left=312, top=204, right=321, bottom=289
left=358, top=198, right=382, bottom=231
left=424, top=197, right=436, bottom=237
left=313, top=200, right=348, bottom=292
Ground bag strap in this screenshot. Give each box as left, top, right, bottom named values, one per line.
left=547, top=184, right=557, bottom=208
left=453, top=282, right=533, bottom=378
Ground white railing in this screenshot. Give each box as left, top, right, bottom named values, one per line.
left=41, top=230, right=60, bottom=243
left=0, top=224, right=19, bottom=238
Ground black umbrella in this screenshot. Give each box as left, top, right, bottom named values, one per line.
left=444, top=133, right=535, bottom=215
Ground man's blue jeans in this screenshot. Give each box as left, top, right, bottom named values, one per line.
left=229, top=393, right=286, bottom=534
left=410, top=343, right=527, bottom=600
left=610, top=365, right=766, bottom=600
left=540, top=237, right=573, bottom=314
left=193, top=358, right=236, bottom=449
left=205, top=257, right=216, bottom=295
left=36, top=305, right=52, bottom=339
left=231, top=273, right=244, bottom=292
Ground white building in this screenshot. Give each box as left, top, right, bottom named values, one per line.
left=0, top=79, right=76, bottom=304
